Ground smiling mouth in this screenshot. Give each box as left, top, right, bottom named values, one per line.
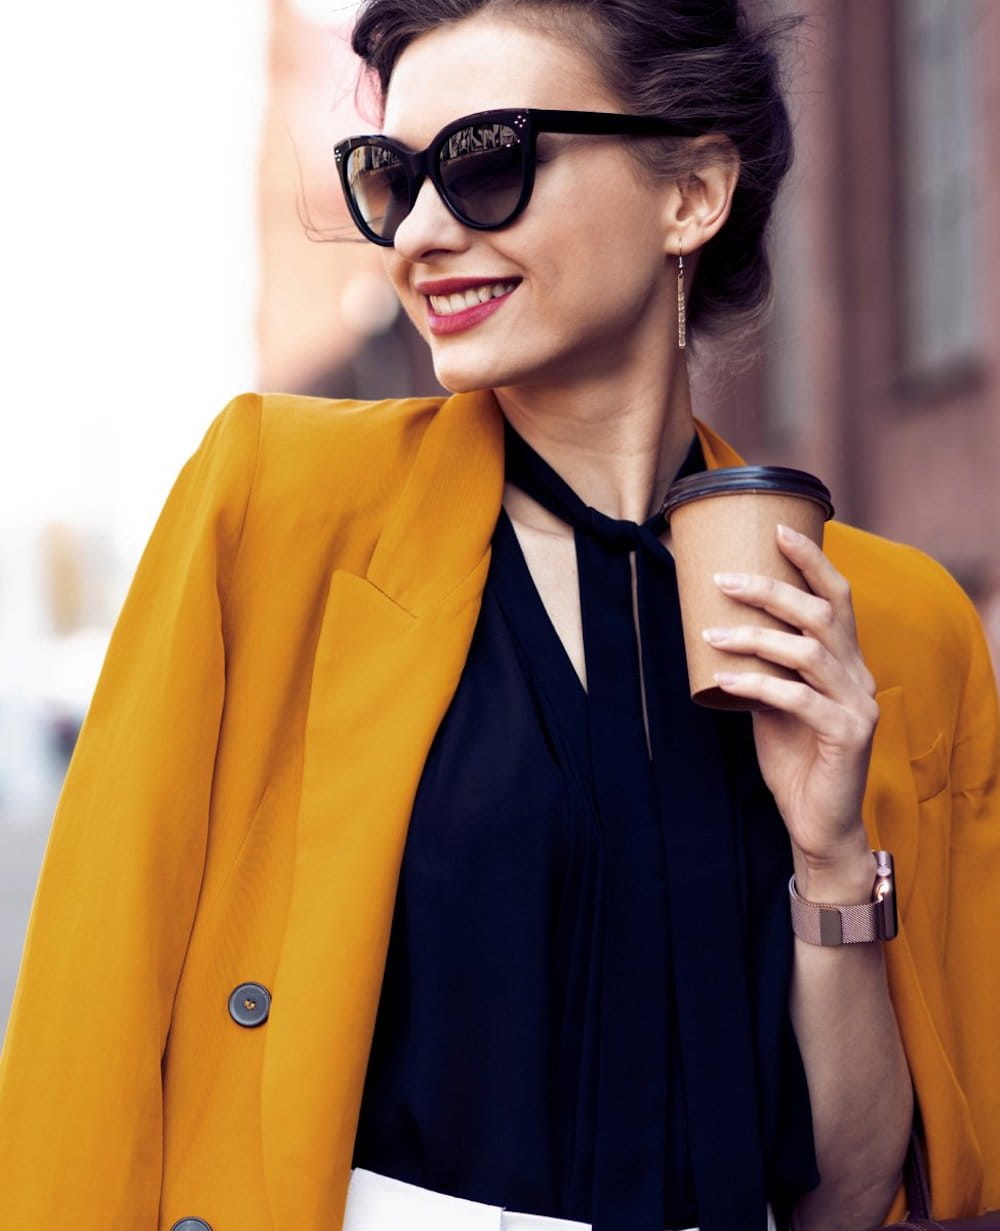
left=427, top=282, right=519, bottom=316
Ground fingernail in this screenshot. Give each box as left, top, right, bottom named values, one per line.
left=778, top=523, right=804, bottom=544
left=714, top=572, right=747, bottom=590
left=702, top=627, right=730, bottom=645
left=714, top=672, right=740, bottom=685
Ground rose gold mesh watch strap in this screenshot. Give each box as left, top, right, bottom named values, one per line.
left=788, top=851, right=897, bottom=946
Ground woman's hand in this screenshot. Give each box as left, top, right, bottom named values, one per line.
left=702, top=524, right=879, bottom=879
left=705, top=525, right=913, bottom=1228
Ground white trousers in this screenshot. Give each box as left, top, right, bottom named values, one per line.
left=343, top=1167, right=779, bottom=1231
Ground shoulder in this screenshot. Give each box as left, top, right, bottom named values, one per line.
left=257, top=389, right=445, bottom=451
left=826, top=519, right=974, bottom=629
left=825, top=519, right=983, bottom=698
left=189, top=391, right=454, bottom=585
left=204, top=390, right=446, bottom=511
left=215, top=390, right=444, bottom=475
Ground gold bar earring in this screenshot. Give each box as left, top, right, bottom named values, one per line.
left=677, top=242, right=687, bottom=351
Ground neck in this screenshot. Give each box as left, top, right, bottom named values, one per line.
left=496, top=353, right=696, bottom=525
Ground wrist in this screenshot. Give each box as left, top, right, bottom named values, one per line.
left=792, top=835, right=874, bottom=904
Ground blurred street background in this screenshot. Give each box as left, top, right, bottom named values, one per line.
left=2, top=0, right=998, bottom=1037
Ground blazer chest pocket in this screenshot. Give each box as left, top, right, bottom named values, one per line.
left=909, top=730, right=948, bottom=803
left=868, top=687, right=948, bottom=912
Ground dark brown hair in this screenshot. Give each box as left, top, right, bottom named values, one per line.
left=351, top=0, right=803, bottom=341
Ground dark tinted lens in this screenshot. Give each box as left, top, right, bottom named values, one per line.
left=438, top=122, right=525, bottom=225
left=346, top=143, right=412, bottom=240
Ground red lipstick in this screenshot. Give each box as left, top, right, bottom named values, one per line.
left=416, top=277, right=521, bottom=336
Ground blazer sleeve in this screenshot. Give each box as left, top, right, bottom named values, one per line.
left=945, top=590, right=1000, bottom=1208
left=0, top=393, right=261, bottom=1226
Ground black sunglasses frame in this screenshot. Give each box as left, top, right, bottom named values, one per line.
left=333, top=107, right=702, bottom=247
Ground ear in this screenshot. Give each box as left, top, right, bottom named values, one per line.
left=661, top=135, right=740, bottom=254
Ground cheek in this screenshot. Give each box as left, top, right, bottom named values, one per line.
left=529, top=182, right=666, bottom=305
left=381, top=256, right=407, bottom=304
left=382, top=258, right=428, bottom=336
left=545, top=225, right=666, bottom=322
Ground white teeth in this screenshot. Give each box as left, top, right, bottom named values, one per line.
left=428, top=282, right=517, bottom=315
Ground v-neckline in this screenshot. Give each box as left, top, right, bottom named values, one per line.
left=492, top=508, right=589, bottom=706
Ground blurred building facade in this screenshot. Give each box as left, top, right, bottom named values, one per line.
left=705, top=0, right=1000, bottom=671
left=260, top=0, right=1000, bottom=671
left=259, top=0, right=440, bottom=398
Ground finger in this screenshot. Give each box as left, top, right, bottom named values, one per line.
left=714, top=571, right=842, bottom=647
left=712, top=569, right=875, bottom=695
left=775, top=524, right=857, bottom=632
left=709, top=573, right=875, bottom=695
left=702, top=625, right=854, bottom=702
left=712, top=670, right=878, bottom=744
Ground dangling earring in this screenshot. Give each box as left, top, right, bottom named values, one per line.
left=676, top=240, right=687, bottom=351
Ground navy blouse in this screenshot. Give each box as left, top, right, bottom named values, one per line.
left=352, top=425, right=818, bottom=1231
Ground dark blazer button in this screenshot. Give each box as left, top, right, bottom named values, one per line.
left=170, top=1220, right=213, bottom=1231
left=228, top=981, right=271, bottom=1028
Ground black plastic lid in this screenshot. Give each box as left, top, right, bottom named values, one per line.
left=661, top=465, right=834, bottom=522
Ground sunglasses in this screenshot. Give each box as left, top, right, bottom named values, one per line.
left=334, top=107, right=700, bottom=247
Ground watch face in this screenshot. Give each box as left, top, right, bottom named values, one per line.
left=876, top=866, right=896, bottom=940
left=873, top=852, right=897, bottom=941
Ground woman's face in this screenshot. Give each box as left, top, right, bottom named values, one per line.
left=378, top=13, right=680, bottom=394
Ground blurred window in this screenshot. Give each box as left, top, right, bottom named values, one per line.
left=897, top=0, right=981, bottom=382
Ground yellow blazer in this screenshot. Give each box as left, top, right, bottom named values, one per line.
left=1, top=390, right=997, bottom=1230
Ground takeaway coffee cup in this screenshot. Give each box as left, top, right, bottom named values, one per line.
left=661, top=466, right=835, bottom=710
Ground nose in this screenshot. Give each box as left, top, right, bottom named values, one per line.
left=391, top=176, right=472, bottom=261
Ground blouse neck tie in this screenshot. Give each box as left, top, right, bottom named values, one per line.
left=503, top=416, right=771, bottom=1231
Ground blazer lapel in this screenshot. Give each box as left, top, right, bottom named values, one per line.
left=365, top=389, right=507, bottom=614
left=261, top=390, right=505, bottom=1230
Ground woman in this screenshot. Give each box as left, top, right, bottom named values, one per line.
left=0, top=2, right=997, bottom=1229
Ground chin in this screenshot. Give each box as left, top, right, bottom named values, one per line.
left=431, top=350, right=537, bottom=396
left=434, top=371, right=491, bottom=395
left=432, top=359, right=498, bottom=395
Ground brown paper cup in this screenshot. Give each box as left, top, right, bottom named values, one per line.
left=663, top=468, right=834, bottom=710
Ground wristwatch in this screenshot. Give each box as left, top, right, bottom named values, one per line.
left=789, top=850, right=897, bottom=946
